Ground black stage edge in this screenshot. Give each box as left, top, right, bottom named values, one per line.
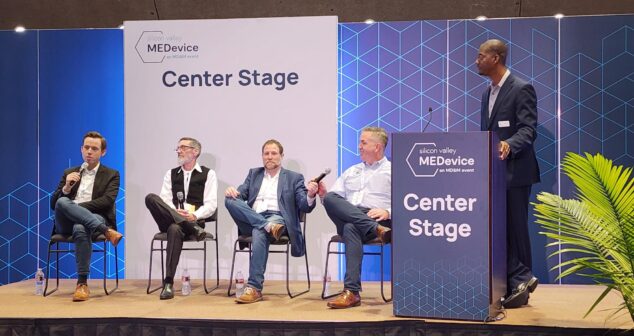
left=0, top=318, right=630, bottom=336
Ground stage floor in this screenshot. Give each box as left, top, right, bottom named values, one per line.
left=0, top=279, right=632, bottom=330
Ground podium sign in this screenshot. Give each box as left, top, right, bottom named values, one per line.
left=392, top=132, right=506, bottom=321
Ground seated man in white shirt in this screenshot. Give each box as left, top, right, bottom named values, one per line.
left=50, top=131, right=123, bottom=302
left=145, top=137, right=218, bottom=300
left=224, top=139, right=318, bottom=304
left=319, top=127, right=392, bottom=309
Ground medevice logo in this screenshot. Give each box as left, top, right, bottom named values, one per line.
left=406, top=142, right=477, bottom=177
left=135, top=31, right=200, bottom=63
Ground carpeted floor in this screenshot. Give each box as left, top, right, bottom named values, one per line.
left=0, top=279, right=632, bottom=330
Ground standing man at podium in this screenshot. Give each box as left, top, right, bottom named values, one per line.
left=476, top=39, right=541, bottom=309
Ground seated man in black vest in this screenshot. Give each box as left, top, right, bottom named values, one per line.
left=145, top=137, right=218, bottom=300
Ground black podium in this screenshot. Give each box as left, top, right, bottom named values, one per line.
left=391, top=132, right=506, bottom=321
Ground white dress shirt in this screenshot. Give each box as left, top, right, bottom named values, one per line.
left=489, top=69, right=510, bottom=117
left=253, top=171, right=280, bottom=213
left=330, top=156, right=392, bottom=217
left=74, top=163, right=99, bottom=204
left=159, top=162, right=218, bottom=220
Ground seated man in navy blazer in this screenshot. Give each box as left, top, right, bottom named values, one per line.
left=50, top=131, right=123, bottom=302
left=476, top=39, right=541, bottom=308
left=225, top=139, right=318, bottom=303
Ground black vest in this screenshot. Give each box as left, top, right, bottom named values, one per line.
left=170, top=166, right=210, bottom=209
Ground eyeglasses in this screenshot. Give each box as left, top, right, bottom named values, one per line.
left=174, top=145, right=195, bottom=152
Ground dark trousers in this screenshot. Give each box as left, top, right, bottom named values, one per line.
left=506, top=186, right=534, bottom=291
left=145, top=193, right=202, bottom=283
left=323, top=192, right=391, bottom=292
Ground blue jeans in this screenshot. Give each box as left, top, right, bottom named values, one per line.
left=323, top=192, right=390, bottom=292
left=225, top=197, right=286, bottom=291
left=54, top=197, right=107, bottom=276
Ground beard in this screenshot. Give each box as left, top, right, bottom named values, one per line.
left=177, top=156, right=189, bottom=166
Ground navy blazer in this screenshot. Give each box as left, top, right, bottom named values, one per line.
left=481, top=73, right=540, bottom=187
left=50, top=164, right=120, bottom=227
left=235, top=167, right=315, bottom=257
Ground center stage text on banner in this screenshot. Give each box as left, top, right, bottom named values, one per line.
left=162, top=69, right=299, bottom=90
left=403, top=193, right=476, bottom=242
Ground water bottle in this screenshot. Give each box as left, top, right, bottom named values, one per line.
left=235, top=270, right=245, bottom=298
left=323, top=275, right=331, bottom=297
left=34, top=268, right=45, bottom=295
left=181, top=268, right=192, bottom=296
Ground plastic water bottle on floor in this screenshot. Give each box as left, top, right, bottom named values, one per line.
left=181, top=268, right=192, bottom=296
left=235, top=271, right=245, bottom=298
left=34, top=268, right=44, bottom=295
left=323, top=275, right=332, bottom=297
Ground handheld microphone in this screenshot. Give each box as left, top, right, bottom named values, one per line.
left=312, top=168, right=332, bottom=183
left=176, top=191, right=185, bottom=209
left=422, top=107, right=432, bottom=133
left=69, top=162, right=88, bottom=187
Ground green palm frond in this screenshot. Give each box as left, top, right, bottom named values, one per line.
left=533, top=152, right=634, bottom=322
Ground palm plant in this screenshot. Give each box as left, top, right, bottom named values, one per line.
left=533, top=152, right=634, bottom=321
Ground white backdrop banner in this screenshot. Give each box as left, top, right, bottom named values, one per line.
left=124, top=17, right=338, bottom=283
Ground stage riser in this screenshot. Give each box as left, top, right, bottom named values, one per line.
left=0, top=319, right=627, bottom=336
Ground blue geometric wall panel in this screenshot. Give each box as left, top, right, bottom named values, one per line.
left=0, top=29, right=124, bottom=286
left=558, top=15, right=634, bottom=283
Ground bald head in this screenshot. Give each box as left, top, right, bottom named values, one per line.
left=480, top=39, right=508, bottom=65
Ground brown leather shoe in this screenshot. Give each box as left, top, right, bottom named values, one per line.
left=104, top=228, right=123, bottom=247
left=327, top=289, right=361, bottom=309
left=72, top=283, right=90, bottom=302
left=269, top=223, right=285, bottom=241
left=376, top=224, right=392, bottom=244
left=236, top=286, right=263, bottom=304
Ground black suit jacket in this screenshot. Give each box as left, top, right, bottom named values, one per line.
left=50, top=164, right=120, bottom=227
left=481, top=73, right=540, bottom=187
left=234, top=167, right=315, bottom=257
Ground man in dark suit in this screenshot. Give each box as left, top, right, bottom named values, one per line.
left=225, top=139, right=317, bottom=303
left=50, top=131, right=123, bottom=302
left=476, top=39, right=541, bottom=308
left=145, top=137, right=218, bottom=300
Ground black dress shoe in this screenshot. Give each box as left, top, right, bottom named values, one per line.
left=502, top=283, right=529, bottom=309
left=194, top=226, right=207, bottom=241
left=527, top=276, right=539, bottom=293
left=160, top=283, right=174, bottom=300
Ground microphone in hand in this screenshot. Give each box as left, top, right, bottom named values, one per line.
left=312, top=168, right=331, bottom=183
left=176, top=191, right=185, bottom=210
left=69, top=162, right=88, bottom=187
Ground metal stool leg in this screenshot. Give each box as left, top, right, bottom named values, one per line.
left=227, top=239, right=241, bottom=297
left=104, top=242, right=119, bottom=295
left=43, top=241, right=58, bottom=297
left=380, top=243, right=392, bottom=302
left=286, top=241, right=310, bottom=298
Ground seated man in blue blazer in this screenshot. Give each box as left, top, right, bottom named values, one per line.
left=476, top=39, right=541, bottom=308
left=225, top=139, right=318, bottom=303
